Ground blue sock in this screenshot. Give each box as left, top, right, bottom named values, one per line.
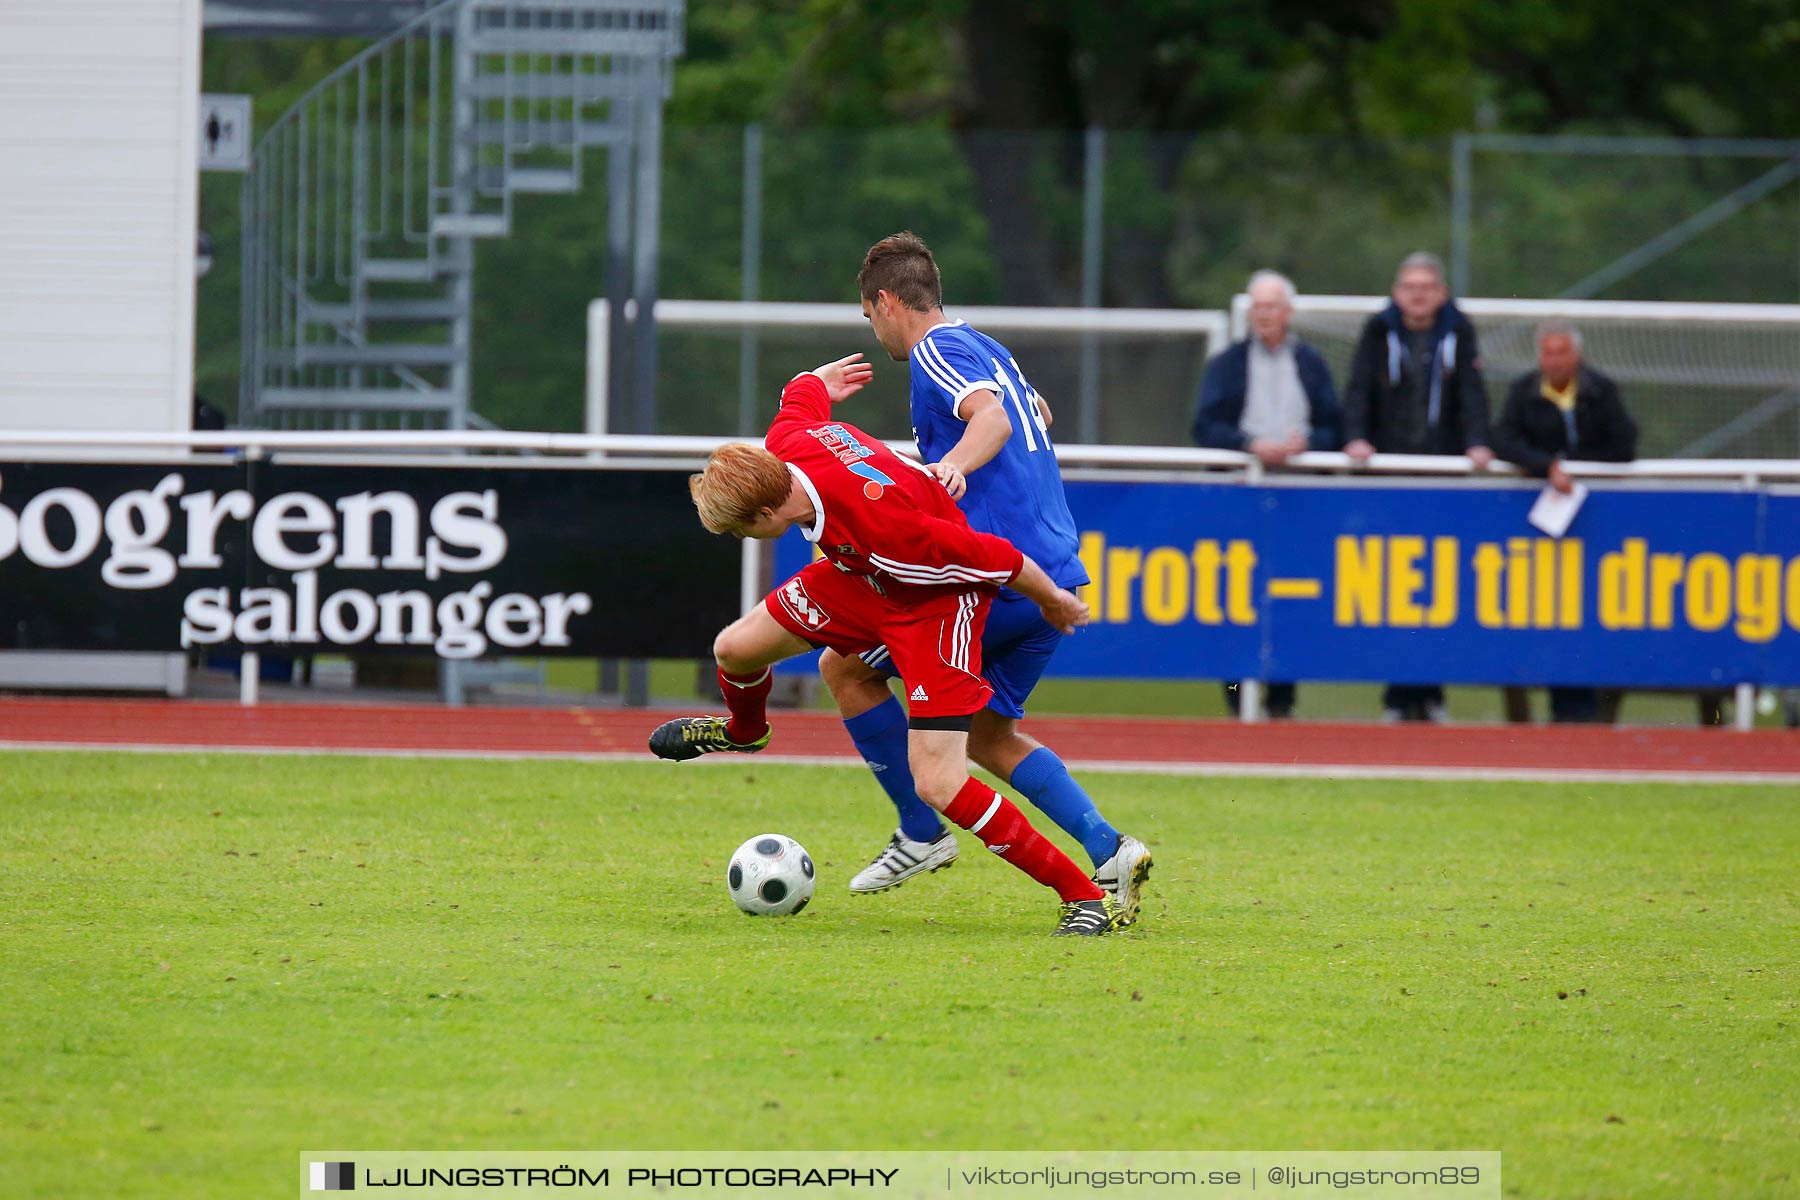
left=843, top=696, right=941, bottom=843
left=1009, top=746, right=1119, bottom=867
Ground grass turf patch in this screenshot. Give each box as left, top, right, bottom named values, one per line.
left=2, top=751, right=1795, bottom=1198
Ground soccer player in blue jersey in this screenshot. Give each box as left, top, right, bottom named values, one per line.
left=817, top=231, right=1154, bottom=924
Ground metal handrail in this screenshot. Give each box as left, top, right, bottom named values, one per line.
left=647, top=298, right=1230, bottom=335
left=249, top=0, right=462, bottom=162
left=2, top=430, right=1796, bottom=480
left=1250, top=294, right=1800, bottom=324
left=242, top=1, right=685, bottom=432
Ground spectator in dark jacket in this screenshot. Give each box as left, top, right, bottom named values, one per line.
left=1194, top=270, right=1343, bottom=465
left=1343, top=251, right=1494, bottom=722
left=1491, top=322, right=1638, bottom=491
left=1193, top=269, right=1341, bottom=718
left=1343, top=252, right=1493, bottom=464
left=1494, top=323, right=1638, bottom=724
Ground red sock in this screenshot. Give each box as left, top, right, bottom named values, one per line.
left=943, top=778, right=1103, bottom=903
left=717, top=667, right=772, bottom=743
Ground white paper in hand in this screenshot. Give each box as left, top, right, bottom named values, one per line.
left=1527, top=482, right=1588, bottom=538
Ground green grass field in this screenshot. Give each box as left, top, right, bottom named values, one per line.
left=4, top=750, right=1796, bottom=1198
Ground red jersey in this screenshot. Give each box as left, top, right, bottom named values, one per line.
left=765, top=372, right=1025, bottom=606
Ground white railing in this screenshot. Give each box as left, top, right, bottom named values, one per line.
left=1231, top=294, right=1800, bottom=330
left=2, top=428, right=1796, bottom=485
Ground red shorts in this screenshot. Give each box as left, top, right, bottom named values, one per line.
left=764, top=560, right=993, bottom=719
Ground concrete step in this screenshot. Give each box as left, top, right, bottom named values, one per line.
left=431, top=212, right=511, bottom=238
left=464, top=28, right=678, bottom=58
left=465, top=73, right=635, bottom=103
left=258, top=387, right=458, bottom=414
left=302, top=298, right=463, bottom=326
left=469, top=119, right=628, bottom=147
left=361, top=258, right=449, bottom=283
left=283, top=344, right=463, bottom=368
left=508, top=166, right=581, bottom=193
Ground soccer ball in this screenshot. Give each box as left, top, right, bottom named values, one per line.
left=726, top=833, right=815, bottom=916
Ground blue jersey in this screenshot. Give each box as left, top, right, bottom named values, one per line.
left=908, top=321, right=1089, bottom=591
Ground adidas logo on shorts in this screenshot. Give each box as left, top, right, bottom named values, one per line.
left=910, top=685, right=929, bottom=701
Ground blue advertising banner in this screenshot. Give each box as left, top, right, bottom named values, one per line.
left=772, top=480, right=1800, bottom=687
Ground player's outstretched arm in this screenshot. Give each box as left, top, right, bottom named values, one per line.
left=809, top=353, right=875, bottom=404
left=1008, top=554, right=1091, bottom=635
left=929, top=390, right=1011, bottom=499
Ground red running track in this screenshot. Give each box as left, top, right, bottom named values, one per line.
left=0, top=696, right=1795, bottom=781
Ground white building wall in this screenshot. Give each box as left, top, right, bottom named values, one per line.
left=0, top=0, right=199, bottom=693
left=0, top=0, right=201, bottom=432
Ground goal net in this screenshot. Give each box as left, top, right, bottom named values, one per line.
left=1237, top=296, right=1800, bottom=459
left=592, top=300, right=1228, bottom=448
left=591, top=296, right=1800, bottom=458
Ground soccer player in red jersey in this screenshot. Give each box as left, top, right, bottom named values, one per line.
left=647, top=353, right=1123, bottom=936
left=822, top=232, right=1152, bottom=924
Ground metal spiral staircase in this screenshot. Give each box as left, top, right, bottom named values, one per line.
left=240, top=0, right=684, bottom=429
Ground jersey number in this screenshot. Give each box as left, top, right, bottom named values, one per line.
left=991, top=357, right=1049, bottom=452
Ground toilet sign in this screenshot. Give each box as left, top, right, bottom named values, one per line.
left=199, top=94, right=252, bottom=171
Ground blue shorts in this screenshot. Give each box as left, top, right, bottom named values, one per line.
left=861, top=589, right=1059, bottom=719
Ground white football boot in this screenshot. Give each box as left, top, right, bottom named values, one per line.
left=1091, top=834, right=1153, bottom=926
left=848, top=828, right=958, bottom=893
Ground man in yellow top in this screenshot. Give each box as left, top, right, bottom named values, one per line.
left=1492, top=322, right=1638, bottom=492
left=1492, top=322, right=1639, bottom=722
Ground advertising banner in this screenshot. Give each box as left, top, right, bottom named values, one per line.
left=774, top=480, right=1800, bottom=687
left=0, top=460, right=737, bottom=659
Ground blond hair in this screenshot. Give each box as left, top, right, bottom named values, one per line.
left=689, top=442, right=791, bottom=534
